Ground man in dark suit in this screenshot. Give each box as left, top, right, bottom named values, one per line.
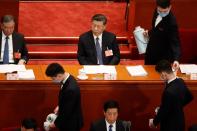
left=144, top=0, right=181, bottom=69
left=45, top=63, right=84, bottom=131
left=149, top=60, right=193, bottom=131
left=0, top=15, right=28, bottom=64
left=77, top=14, right=120, bottom=65
left=90, top=100, right=130, bottom=131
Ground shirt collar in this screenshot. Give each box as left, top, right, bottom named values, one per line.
left=2, top=31, right=12, bottom=40
left=93, top=33, right=102, bottom=40
left=105, top=119, right=116, bottom=129
left=167, top=76, right=177, bottom=84
left=62, top=73, right=70, bottom=84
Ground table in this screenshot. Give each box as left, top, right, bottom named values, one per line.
left=0, top=65, right=196, bottom=131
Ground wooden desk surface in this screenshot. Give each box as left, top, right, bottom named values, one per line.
left=0, top=65, right=196, bottom=131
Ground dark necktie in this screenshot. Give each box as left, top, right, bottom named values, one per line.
left=3, top=36, right=9, bottom=64
left=109, top=125, right=113, bottom=131
left=95, top=37, right=103, bottom=65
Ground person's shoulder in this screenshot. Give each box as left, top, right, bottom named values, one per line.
left=13, top=32, right=25, bottom=38
left=79, top=30, right=92, bottom=38
left=91, top=118, right=105, bottom=127
left=103, top=31, right=116, bottom=37
left=166, top=11, right=178, bottom=26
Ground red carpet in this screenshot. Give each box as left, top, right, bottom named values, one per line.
left=19, top=1, right=128, bottom=37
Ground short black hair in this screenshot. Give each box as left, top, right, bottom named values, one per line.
left=155, top=60, right=173, bottom=74
left=21, top=118, right=37, bottom=130
left=1, top=15, right=15, bottom=24
left=91, top=14, right=107, bottom=25
left=45, top=63, right=65, bottom=77
left=156, top=0, right=171, bottom=8
left=104, top=100, right=119, bottom=112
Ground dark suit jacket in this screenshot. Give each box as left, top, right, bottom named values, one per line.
left=0, top=31, right=29, bottom=64
left=54, top=75, right=83, bottom=131
left=153, top=78, right=193, bottom=131
left=145, top=10, right=181, bottom=65
left=89, top=119, right=127, bottom=131
left=77, top=31, right=120, bottom=65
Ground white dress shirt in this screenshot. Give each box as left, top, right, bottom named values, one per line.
left=168, top=76, right=177, bottom=84
left=155, top=15, right=162, bottom=27
left=106, top=120, right=116, bottom=131
left=61, top=73, right=70, bottom=89
left=1, top=32, right=14, bottom=63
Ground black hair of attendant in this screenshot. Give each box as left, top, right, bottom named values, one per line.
left=45, top=63, right=65, bottom=77
left=155, top=60, right=173, bottom=74
left=21, top=118, right=37, bottom=130
left=156, top=0, right=171, bottom=8
left=103, top=100, right=120, bottom=112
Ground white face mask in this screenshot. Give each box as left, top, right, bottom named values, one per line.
left=52, top=79, right=61, bottom=84
left=157, top=9, right=170, bottom=17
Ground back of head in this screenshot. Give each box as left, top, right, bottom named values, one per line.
left=45, top=63, right=65, bottom=77
left=155, top=60, right=173, bottom=74
left=21, top=118, right=37, bottom=130
left=91, top=14, right=107, bottom=25
left=1, top=15, right=15, bottom=24
left=104, top=100, right=119, bottom=112
left=156, top=0, right=171, bottom=8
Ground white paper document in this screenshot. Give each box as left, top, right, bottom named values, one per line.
left=126, top=65, right=148, bottom=76
left=0, top=65, right=26, bottom=73
left=17, top=69, right=35, bottom=80
left=179, top=64, right=197, bottom=74
left=83, top=65, right=117, bottom=74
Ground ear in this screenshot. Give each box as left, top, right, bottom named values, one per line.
left=103, top=25, right=106, bottom=30
left=169, top=5, right=172, bottom=10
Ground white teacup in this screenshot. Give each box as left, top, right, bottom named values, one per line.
left=78, top=68, right=87, bottom=78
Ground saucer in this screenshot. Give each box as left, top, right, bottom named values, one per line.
left=77, top=75, right=88, bottom=80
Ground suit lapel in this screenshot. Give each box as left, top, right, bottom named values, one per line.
left=12, top=32, right=17, bottom=53
left=89, top=31, right=97, bottom=59
left=102, top=31, right=108, bottom=61
left=102, top=119, right=107, bottom=131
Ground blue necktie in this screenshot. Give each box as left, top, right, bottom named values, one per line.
left=3, top=36, right=9, bottom=64
left=109, top=125, right=113, bottom=131
left=95, top=37, right=103, bottom=65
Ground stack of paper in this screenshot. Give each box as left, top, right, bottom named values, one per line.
left=17, top=69, right=35, bottom=80
left=83, top=65, right=117, bottom=74
left=126, top=65, right=148, bottom=76
left=180, top=64, right=197, bottom=74
left=0, top=65, right=26, bottom=73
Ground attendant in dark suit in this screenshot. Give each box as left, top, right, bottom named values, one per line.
left=0, top=15, right=28, bottom=64
left=77, top=14, right=120, bottom=65
left=149, top=60, right=193, bottom=131
left=90, top=100, right=130, bottom=131
left=144, top=0, right=181, bottom=69
left=45, top=63, right=83, bottom=131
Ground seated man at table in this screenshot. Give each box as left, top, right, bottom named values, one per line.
left=77, top=14, right=120, bottom=65
left=90, top=100, right=130, bottom=131
left=0, top=15, right=28, bottom=64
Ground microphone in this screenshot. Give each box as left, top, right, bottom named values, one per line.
left=122, top=120, right=128, bottom=131
left=122, top=120, right=132, bottom=131
left=127, top=121, right=131, bottom=131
